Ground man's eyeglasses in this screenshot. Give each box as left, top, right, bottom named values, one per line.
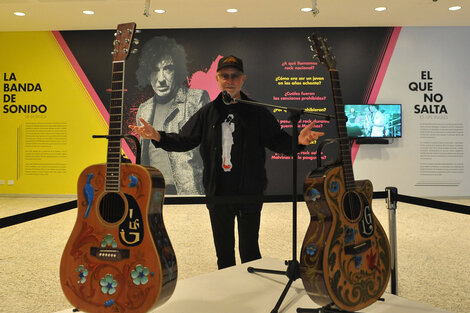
left=218, top=72, right=243, bottom=81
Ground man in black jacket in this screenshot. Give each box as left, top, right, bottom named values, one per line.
left=130, top=55, right=324, bottom=269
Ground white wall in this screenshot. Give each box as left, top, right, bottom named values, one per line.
left=353, top=27, right=470, bottom=197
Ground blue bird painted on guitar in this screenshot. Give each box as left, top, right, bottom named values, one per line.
left=84, top=173, right=94, bottom=218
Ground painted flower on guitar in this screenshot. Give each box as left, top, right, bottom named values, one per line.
left=306, top=243, right=317, bottom=256
left=131, top=264, right=150, bottom=285
left=366, top=250, right=381, bottom=273
left=101, top=234, right=118, bottom=248
left=100, top=274, right=118, bottom=295
left=330, top=181, right=340, bottom=193
left=75, top=265, right=88, bottom=284
left=308, top=188, right=321, bottom=201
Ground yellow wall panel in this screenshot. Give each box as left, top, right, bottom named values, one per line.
left=0, top=31, right=109, bottom=195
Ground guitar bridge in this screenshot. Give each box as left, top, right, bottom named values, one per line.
left=344, top=240, right=371, bottom=255
left=90, top=247, right=130, bottom=261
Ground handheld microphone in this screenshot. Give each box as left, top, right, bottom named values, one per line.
left=222, top=91, right=235, bottom=105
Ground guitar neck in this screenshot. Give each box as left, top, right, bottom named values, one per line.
left=329, top=69, right=355, bottom=190
left=105, top=61, right=126, bottom=192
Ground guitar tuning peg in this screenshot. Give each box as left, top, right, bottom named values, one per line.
left=131, top=48, right=139, bottom=54
left=312, top=54, right=318, bottom=60
left=114, top=30, right=122, bottom=37
left=310, top=46, right=315, bottom=52
left=111, top=50, right=117, bottom=55
left=135, top=29, right=142, bottom=34
left=133, top=38, right=140, bottom=45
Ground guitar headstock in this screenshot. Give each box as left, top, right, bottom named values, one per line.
left=112, top=22, right=138, bottom=61
left=308, top=33, right=336, bottom=71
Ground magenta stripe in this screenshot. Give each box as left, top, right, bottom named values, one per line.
left=52, top=31, right=136, bottom=163
left=52, top=31, right=109, bottom=122
left=352, top=27, right=401, bottom=164
left=351, top=140, right=360, bottom=164
left=362, top=30, right=389, bottom=104
left=367, top=27, right=401, bottom=105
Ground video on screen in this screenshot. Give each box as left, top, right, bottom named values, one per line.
left=344, top=104, right=402, bottom=138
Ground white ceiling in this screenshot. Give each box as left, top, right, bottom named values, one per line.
left=0, top=0, right=469, bottom=32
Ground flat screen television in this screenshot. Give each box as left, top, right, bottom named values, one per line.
left=344, top=104, right=402, bottom=138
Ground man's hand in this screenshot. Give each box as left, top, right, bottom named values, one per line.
left=129, top=118, right=161, bottom=142
left=298, top=121, right=324, bottom=145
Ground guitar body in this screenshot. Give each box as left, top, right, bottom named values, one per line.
left=300, top=165, right=390, bottom=311
left=60, top=163, right=177, bottom=313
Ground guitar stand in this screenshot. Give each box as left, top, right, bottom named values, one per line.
left=296, top=304, right=353, bottom=313
left=296, top=298, right=385, bottom=313
left=247, top=259, right=301, bottom=313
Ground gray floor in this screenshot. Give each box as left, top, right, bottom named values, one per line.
left=1, top=196, right=469, bottom=313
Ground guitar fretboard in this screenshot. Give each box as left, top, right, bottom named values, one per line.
left=329, top=69, right=356, bottom=191
left=105, top=61, right=125, bottom=192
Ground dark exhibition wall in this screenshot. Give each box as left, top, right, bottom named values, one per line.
left=61, top=27, right=394, bottom=195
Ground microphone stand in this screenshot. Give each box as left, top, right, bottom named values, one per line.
left=227, top=93, right=332, bottom=313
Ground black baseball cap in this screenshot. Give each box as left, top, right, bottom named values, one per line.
left=217, top=55, right=244, bottom=73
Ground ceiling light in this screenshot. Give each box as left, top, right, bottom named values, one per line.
left=13, top=12, right=26, bottom=16
left=375, top=7, right=387, bottom=12
left=226, top=8, right=238, bottom=13
left=301, top=8, right=313, bottom=13
left=449, top=6, right=462, bottom=11
left=154, top=9, right=166, bottom=14
left=82, top=10, right=95, bottom=15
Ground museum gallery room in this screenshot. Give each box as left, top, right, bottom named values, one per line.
left=0, top=1, right=469, bottom=313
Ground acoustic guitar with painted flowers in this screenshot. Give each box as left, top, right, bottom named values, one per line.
left=60, top=22, right=177, bottom=313
left=300, top=33, right=391, bottom=311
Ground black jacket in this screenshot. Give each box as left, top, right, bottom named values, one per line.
left=152, top=92, right=302, bottom=197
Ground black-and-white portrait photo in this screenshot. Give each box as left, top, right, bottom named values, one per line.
left=135, top=36, right=210, bottom=194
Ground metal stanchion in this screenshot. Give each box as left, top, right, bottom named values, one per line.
left=385, top=186, right=398, bottom=295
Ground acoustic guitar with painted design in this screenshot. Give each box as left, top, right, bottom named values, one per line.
left=299, top=33, right=391, bottom=311
left=60, top=23, right=177, bottom=313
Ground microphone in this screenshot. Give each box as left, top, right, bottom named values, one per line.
left=222, top=91, right=235, bottom=105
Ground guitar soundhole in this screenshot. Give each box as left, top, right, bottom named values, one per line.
left=342, top=192, right=362, bottom=221
left=99, top=192, right=126, bottom=223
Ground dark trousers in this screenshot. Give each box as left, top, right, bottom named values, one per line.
left=208, top=203, right=262, bottom=269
